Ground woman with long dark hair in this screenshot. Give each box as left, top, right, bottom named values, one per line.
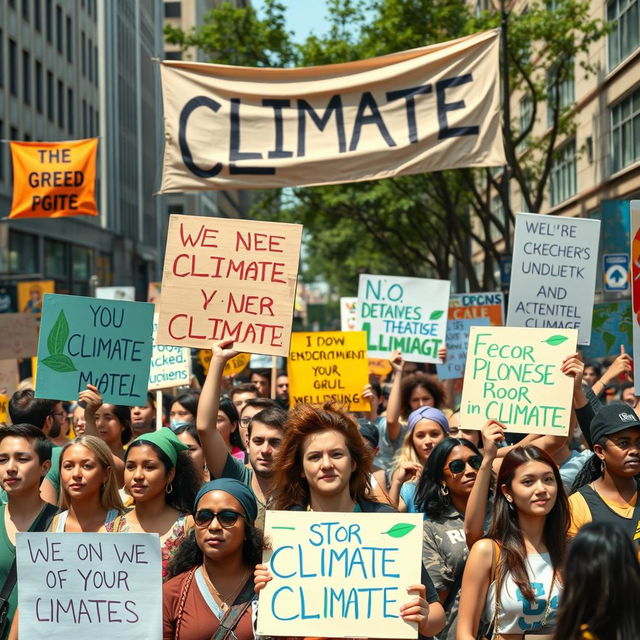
left=217, top=397, right=245, bottom=461
left=456, top=446, right=570, bottom=640
left=113, top=429, right=200, bottom=580
left=163, top=478, right=264, bottom=639
left=174, top=422, right=210, bottom=484
left=415, top=437, right=483, bottom=640
left=552, top=521, right=640, bottom=640
left=170, top=392, right=200, bottom=429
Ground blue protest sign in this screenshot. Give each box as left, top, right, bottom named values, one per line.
left=603, top=253, right=629, bottom=292
left=35, top=294, right=154, bottom=405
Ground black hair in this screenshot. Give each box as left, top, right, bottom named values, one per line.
left=172, top=392, right=200, bottom=419
left=250, top=368, right=271, bottom=384
left=0, top=423, right=53, bottom=464
left=172, top=422, right=200, bottom=445
left=219, top=397, right=244, bottom=451
left=125, top=441, right=200, bottom=513
left=108, top=404, right=133, bottom=445
left=570, top=441, right=605, bottom=493
left=166, top=521, right=265, bottom=579
left=414, top=437, right=481, bottom=518
left=552, top=522, right=640, bottom=640
left=247, top=406, right=287, bottom=436
left=584, top=361, right=603, bottom=378
left=368, top=378, right=382, bottom=398
left=8, top=390, right=57, bottom=430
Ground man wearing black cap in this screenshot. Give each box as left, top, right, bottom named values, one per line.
left=568, top=401, right=640, bottom=541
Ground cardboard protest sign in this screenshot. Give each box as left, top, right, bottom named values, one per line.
left=631, top=201, right=640, bottom=382
left=95, top=286, right=135, bottom=301
left=258, top=510, right=422, bottom=639
left=449, top=291, right=504, bottom=325
left=18, top=280, right=55, bottom=316
left=17, top=532, right=161, bottom=638
left=358, top=274, right=450, bottom=363
left=160, top=30, right=504, bottom=192
left=0, top=313, right=39, bottom=359
left=437, top=317, right=490, bottom=380
left=459, top=326, right=577, bottom=435
left=507, top=213, right=601, bottom=345
left=340, top=297, right=358, bottom=331
left=9, top=139, right=98, bottom=218
left=148, top=314, right=190, bottom=390
left=288, top=332, right=370, bottom=410
left=157, top=215, right=302, bottom=356
left=35, top=294, right=154, bottom=405
left=0, top=360, right=19, bottom=423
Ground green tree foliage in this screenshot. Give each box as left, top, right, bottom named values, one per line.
left=165, top=0, right=607, bottom=295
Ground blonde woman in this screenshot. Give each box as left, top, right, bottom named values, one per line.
left=50, top=436, right=125, bottom=532
left=388, top=407, right=449, bottom=512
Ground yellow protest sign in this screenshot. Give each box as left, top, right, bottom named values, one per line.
left=258, top=510, right=423, bottom=639
left=368, top=358, right=392, bottom=377
left=18, top=280, right=55, bottom=316
left=223, top=353, right=251, bottom=376
left=157, top=215, right=302, bottom=356
left=0, top=395, right=9, bottom=424
left=288, top=331, right=370, bottom=411
left=460, top=326, right=577, bottom=435
left=198, top=349, right=211, bottom=376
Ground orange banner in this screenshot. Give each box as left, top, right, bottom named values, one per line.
left=9, top=138, right=98, bottom=219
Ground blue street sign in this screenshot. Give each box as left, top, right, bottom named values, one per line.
left=603, top=253, right=629, bottom=292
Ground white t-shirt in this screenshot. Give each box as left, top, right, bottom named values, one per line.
left=484, top=551, right=561, bottom=635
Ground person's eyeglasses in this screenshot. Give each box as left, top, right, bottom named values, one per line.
left=194, top=508, right=244, bottom=529
left=448, top=455, right=482, bottom=474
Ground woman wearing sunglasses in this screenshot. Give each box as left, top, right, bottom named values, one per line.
left=163, top=478, right=263, bottom=640
left=414, top=438, right=483, bottom=640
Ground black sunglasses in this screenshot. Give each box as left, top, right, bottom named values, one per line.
left=448, top=455, right=483, bottom=474
left=194, top=508, right=244, bottom=529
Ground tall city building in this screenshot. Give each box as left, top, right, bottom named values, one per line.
left=162, top=0, right=254, bottom=221
left=0, top=0, right=165, bottom=299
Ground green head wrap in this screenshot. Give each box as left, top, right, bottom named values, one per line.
left=132, top=428, right=189, bottom=467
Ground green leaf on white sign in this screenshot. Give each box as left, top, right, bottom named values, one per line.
left=41, top=354, right=77, bottom=373
left=429, top=310, right=444, bottom=320
left=542, top=335, right=568, bottom=347
left=380, top=523, right=416, bottom=538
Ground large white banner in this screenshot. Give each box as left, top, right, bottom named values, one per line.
left=507, top=213, right=601, bottom=345
left=357, top=274, right=450, bottom=363
left=159, top=30, right=505, bottom=192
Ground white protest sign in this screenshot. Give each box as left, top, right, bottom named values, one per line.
left=17, top=532, right=161, bottom=639
left=507, top=213, right=600, bottom=345
left=148, top=313, right=190, bottom=390
left=258, top=511, right=423, bottom=639
left=357, top=274, right=450, bottom=363
left=460, top=326, right=577, bottom=435
left=437, top=317, right=490, bottom=380
left=95, top=286, right=136, bottom=301
left=340, top=297, right=358, bottom=331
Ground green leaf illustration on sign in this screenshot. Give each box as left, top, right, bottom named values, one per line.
left=47, top=310, right=70, bottom=356
left=429, top=310, right=444, bottom=320
left=542, top=335, right=568, bottom=347
left=380, top=523, right=416, bottom=538
left=41, top=354, right=77, bottom=373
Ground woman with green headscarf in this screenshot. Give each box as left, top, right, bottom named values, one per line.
left=109, top=428, right=202, bottom=580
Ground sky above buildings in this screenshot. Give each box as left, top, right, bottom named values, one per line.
left=252, top=0, right=333, bottom=42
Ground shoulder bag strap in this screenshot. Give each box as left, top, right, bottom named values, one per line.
left=175, top=567, right=197, bottom=640
left=211, top=578, right=256, bottom=640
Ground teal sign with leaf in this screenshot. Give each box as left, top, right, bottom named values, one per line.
left=35, top=293, right=154, bottom=405
left=357, top=273, right=451, bottom=364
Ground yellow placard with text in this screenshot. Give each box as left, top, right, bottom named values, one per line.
left=9, top=139, right=98, bottom=219
left=288, top=331, right=370, bottom=411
